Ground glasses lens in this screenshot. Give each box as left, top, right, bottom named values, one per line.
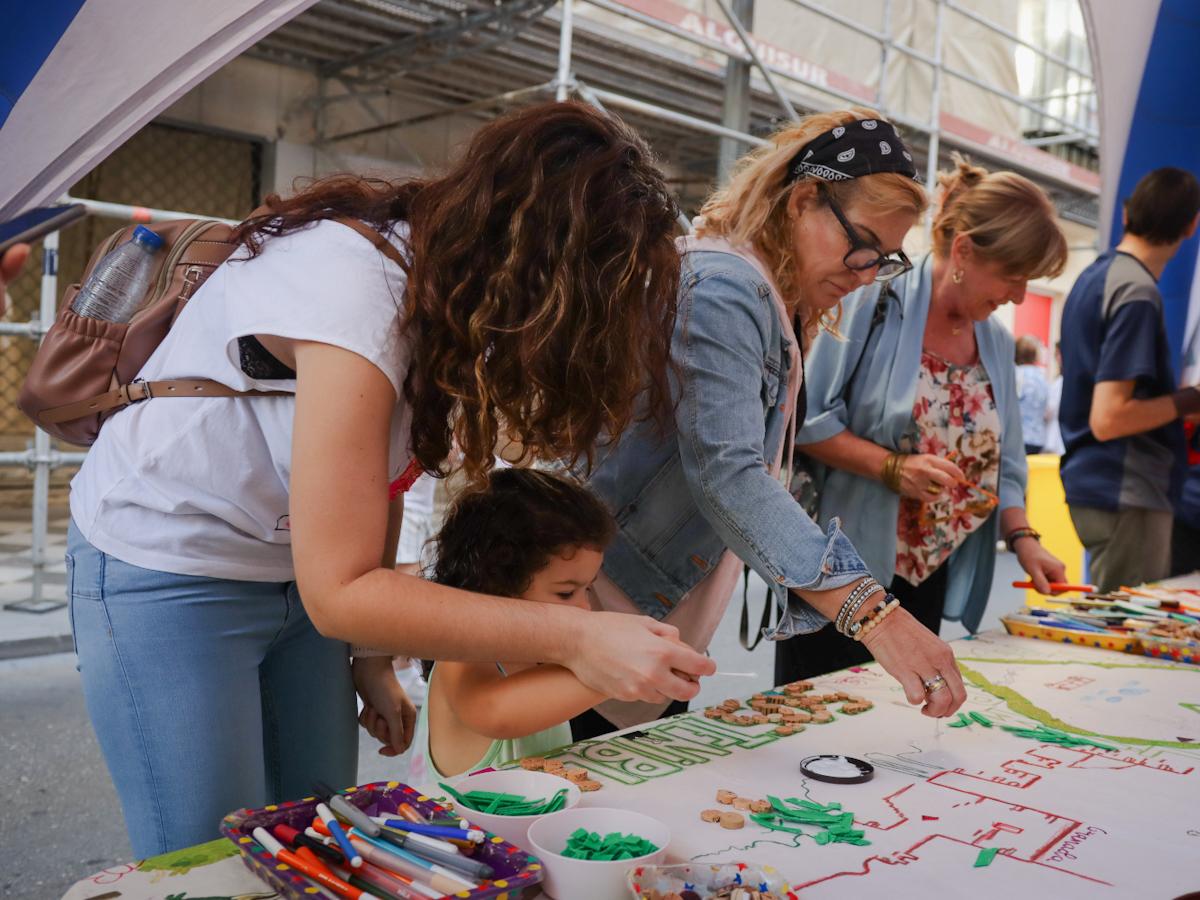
left=875, top=260, right=907, bottom=281
left=844, top=248, right=881, bottom=270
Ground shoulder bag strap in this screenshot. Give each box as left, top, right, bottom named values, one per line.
left=332, top=216, right=407, bottom=268
left=738, top=565, right=776, bottom=652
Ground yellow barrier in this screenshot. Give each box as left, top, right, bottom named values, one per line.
left=1023, top=454, right=1086, bottom=605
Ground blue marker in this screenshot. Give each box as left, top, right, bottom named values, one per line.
left=382, top=818, right=485, bottom=843
left=316, top=801, right=362, bottom=868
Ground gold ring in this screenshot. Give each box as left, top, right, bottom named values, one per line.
left=922, top=675, right=947, bottom=694
left=925, top=484, right=942, bottom=496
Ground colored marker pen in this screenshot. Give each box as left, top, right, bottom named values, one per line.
left=353, top=831, right=477, bottom=894
left=330, top=862, right=435, bottom=900
left=317, top=801, right=364, bottom=868
left=376, top=819, right=462, bottom=853
left=379, top=818, right=485, bottom=843
left=291, top=830, right=416, bottom=900
left=253, top=826, right=363, bottom=899
left=374, top=824, right=495, bottom=880
left=315, top=821, right=475, bottom=896
left=274, top=823, right=345, bottom=867
left=329, top=792, right=382, bottom=837
left=395, top=802, right=429, bottom=824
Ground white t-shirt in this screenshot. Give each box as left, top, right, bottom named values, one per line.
left=70, top=219, right=414, bottom=582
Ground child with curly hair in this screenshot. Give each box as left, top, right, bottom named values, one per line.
left=404, top=468, right=615, bottom=782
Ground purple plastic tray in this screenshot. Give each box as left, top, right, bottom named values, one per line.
left=220, top=780, right=544, bottom=899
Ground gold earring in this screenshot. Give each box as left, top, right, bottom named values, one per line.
left=952, top=269, right=964, bottom=284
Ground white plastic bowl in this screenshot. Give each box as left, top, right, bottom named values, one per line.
left=446, top=769, right=581, bottom=849
left=526, top=806, right=671, bottom=900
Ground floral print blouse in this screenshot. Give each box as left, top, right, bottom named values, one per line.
left=895, top=350, right=1002, bottom=586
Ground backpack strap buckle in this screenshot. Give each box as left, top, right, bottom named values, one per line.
left=118, top=380, right=153, bottom=406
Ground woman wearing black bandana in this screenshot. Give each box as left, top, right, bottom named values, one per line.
left=573, top=108, right=969, bottom=740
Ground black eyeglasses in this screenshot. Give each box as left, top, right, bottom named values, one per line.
left=819, top=184, right=912, bottom=282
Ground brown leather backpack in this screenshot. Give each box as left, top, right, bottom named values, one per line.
left=19, top=215, right=404, bottom=446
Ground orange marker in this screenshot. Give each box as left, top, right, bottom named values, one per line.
left=252, top=826, right=362, bottom=899
left=396, top=802, right=429, bottom=824
left=1012, top=581, right=1097, bottom=594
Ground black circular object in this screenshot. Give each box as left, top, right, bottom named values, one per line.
left=799, top=754, right=875, bottom=784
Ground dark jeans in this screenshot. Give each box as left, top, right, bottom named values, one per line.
left=1025, top=443, right=1044, bottom=455
left=773, top=565, right=949, bottom=684
left=1172, top=518, right=1200, bottom=577
left=570, top=699, right=690, bottom=742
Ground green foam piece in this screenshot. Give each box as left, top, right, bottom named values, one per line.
left=968, top=711, right=994, bottom=727
left=975, top=847, right=999, bottom=867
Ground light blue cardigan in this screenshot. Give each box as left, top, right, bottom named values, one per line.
left=797, top=254, right=1027, bottom=633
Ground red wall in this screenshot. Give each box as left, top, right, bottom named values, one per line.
left=1014, top=291, right=1052, bottom=345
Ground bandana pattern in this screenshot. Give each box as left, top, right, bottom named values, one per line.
left=787, top=118, right=920, bottom=183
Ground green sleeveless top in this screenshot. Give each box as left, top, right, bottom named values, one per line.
left=407, top=664, right=573, bottom=791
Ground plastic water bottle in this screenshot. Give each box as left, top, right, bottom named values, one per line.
left=71, top=225, right=164, bottom=323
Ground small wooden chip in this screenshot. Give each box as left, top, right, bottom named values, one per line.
left=700, top=809, right=723, bottom=823
left=719, top=812, right=745, bottom=830
left=773, top=725, right=793, bottom=736
left=767, top=713, right=782, bottom=723
left=749, top=799, right=772, bottom=813
left=562, top=768, right=590, bottom=782
left=519, top=757, right=545, bottom=771
left=811, top=711, right=834, bottom=724
left=716, top=789, right=737, bottom=805
left=577, top=780, right=603, bottom=792
left=732, top=797, right=752, bottom=810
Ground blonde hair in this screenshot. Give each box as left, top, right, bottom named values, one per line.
left=696, top=106, right=926, bottom=333
left=933, top=154, right=1067, bottom=281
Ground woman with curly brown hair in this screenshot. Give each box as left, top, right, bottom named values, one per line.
left=64, top=101, right=712, bottom=856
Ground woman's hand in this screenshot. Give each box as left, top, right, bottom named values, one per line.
left=1015, top=539, right=1067, bottom=594
left=897, top=454, right=964, bottom=501
left=860, top=606, right=966, bottom=717
left=352, top=656, right=417, bottom=757
left=0, top=244, right=31, bottom=317
left=564, top=612, right=716, bottom=703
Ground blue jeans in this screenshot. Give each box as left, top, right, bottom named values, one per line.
left=67, top=521, right=357, bottom=857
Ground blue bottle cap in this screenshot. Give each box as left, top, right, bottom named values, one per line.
left=131, top=225, right=164, bottom=252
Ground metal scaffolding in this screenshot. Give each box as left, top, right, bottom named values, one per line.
left=3, top=0, right=1100, bottom=613
left=250, top=0, right=1099, bottom=224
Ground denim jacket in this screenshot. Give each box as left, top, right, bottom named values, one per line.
left=798, top=254, right=1028, bottom=633
left=583, top=241, right=872, bottom=639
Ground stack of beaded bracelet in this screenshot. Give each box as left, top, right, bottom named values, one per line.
left=835, top=578, right=885, bottom=637
left=849, top=596, right=901, bottom=642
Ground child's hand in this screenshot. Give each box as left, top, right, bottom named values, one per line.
left=352, top=656, right=417, bottom=756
